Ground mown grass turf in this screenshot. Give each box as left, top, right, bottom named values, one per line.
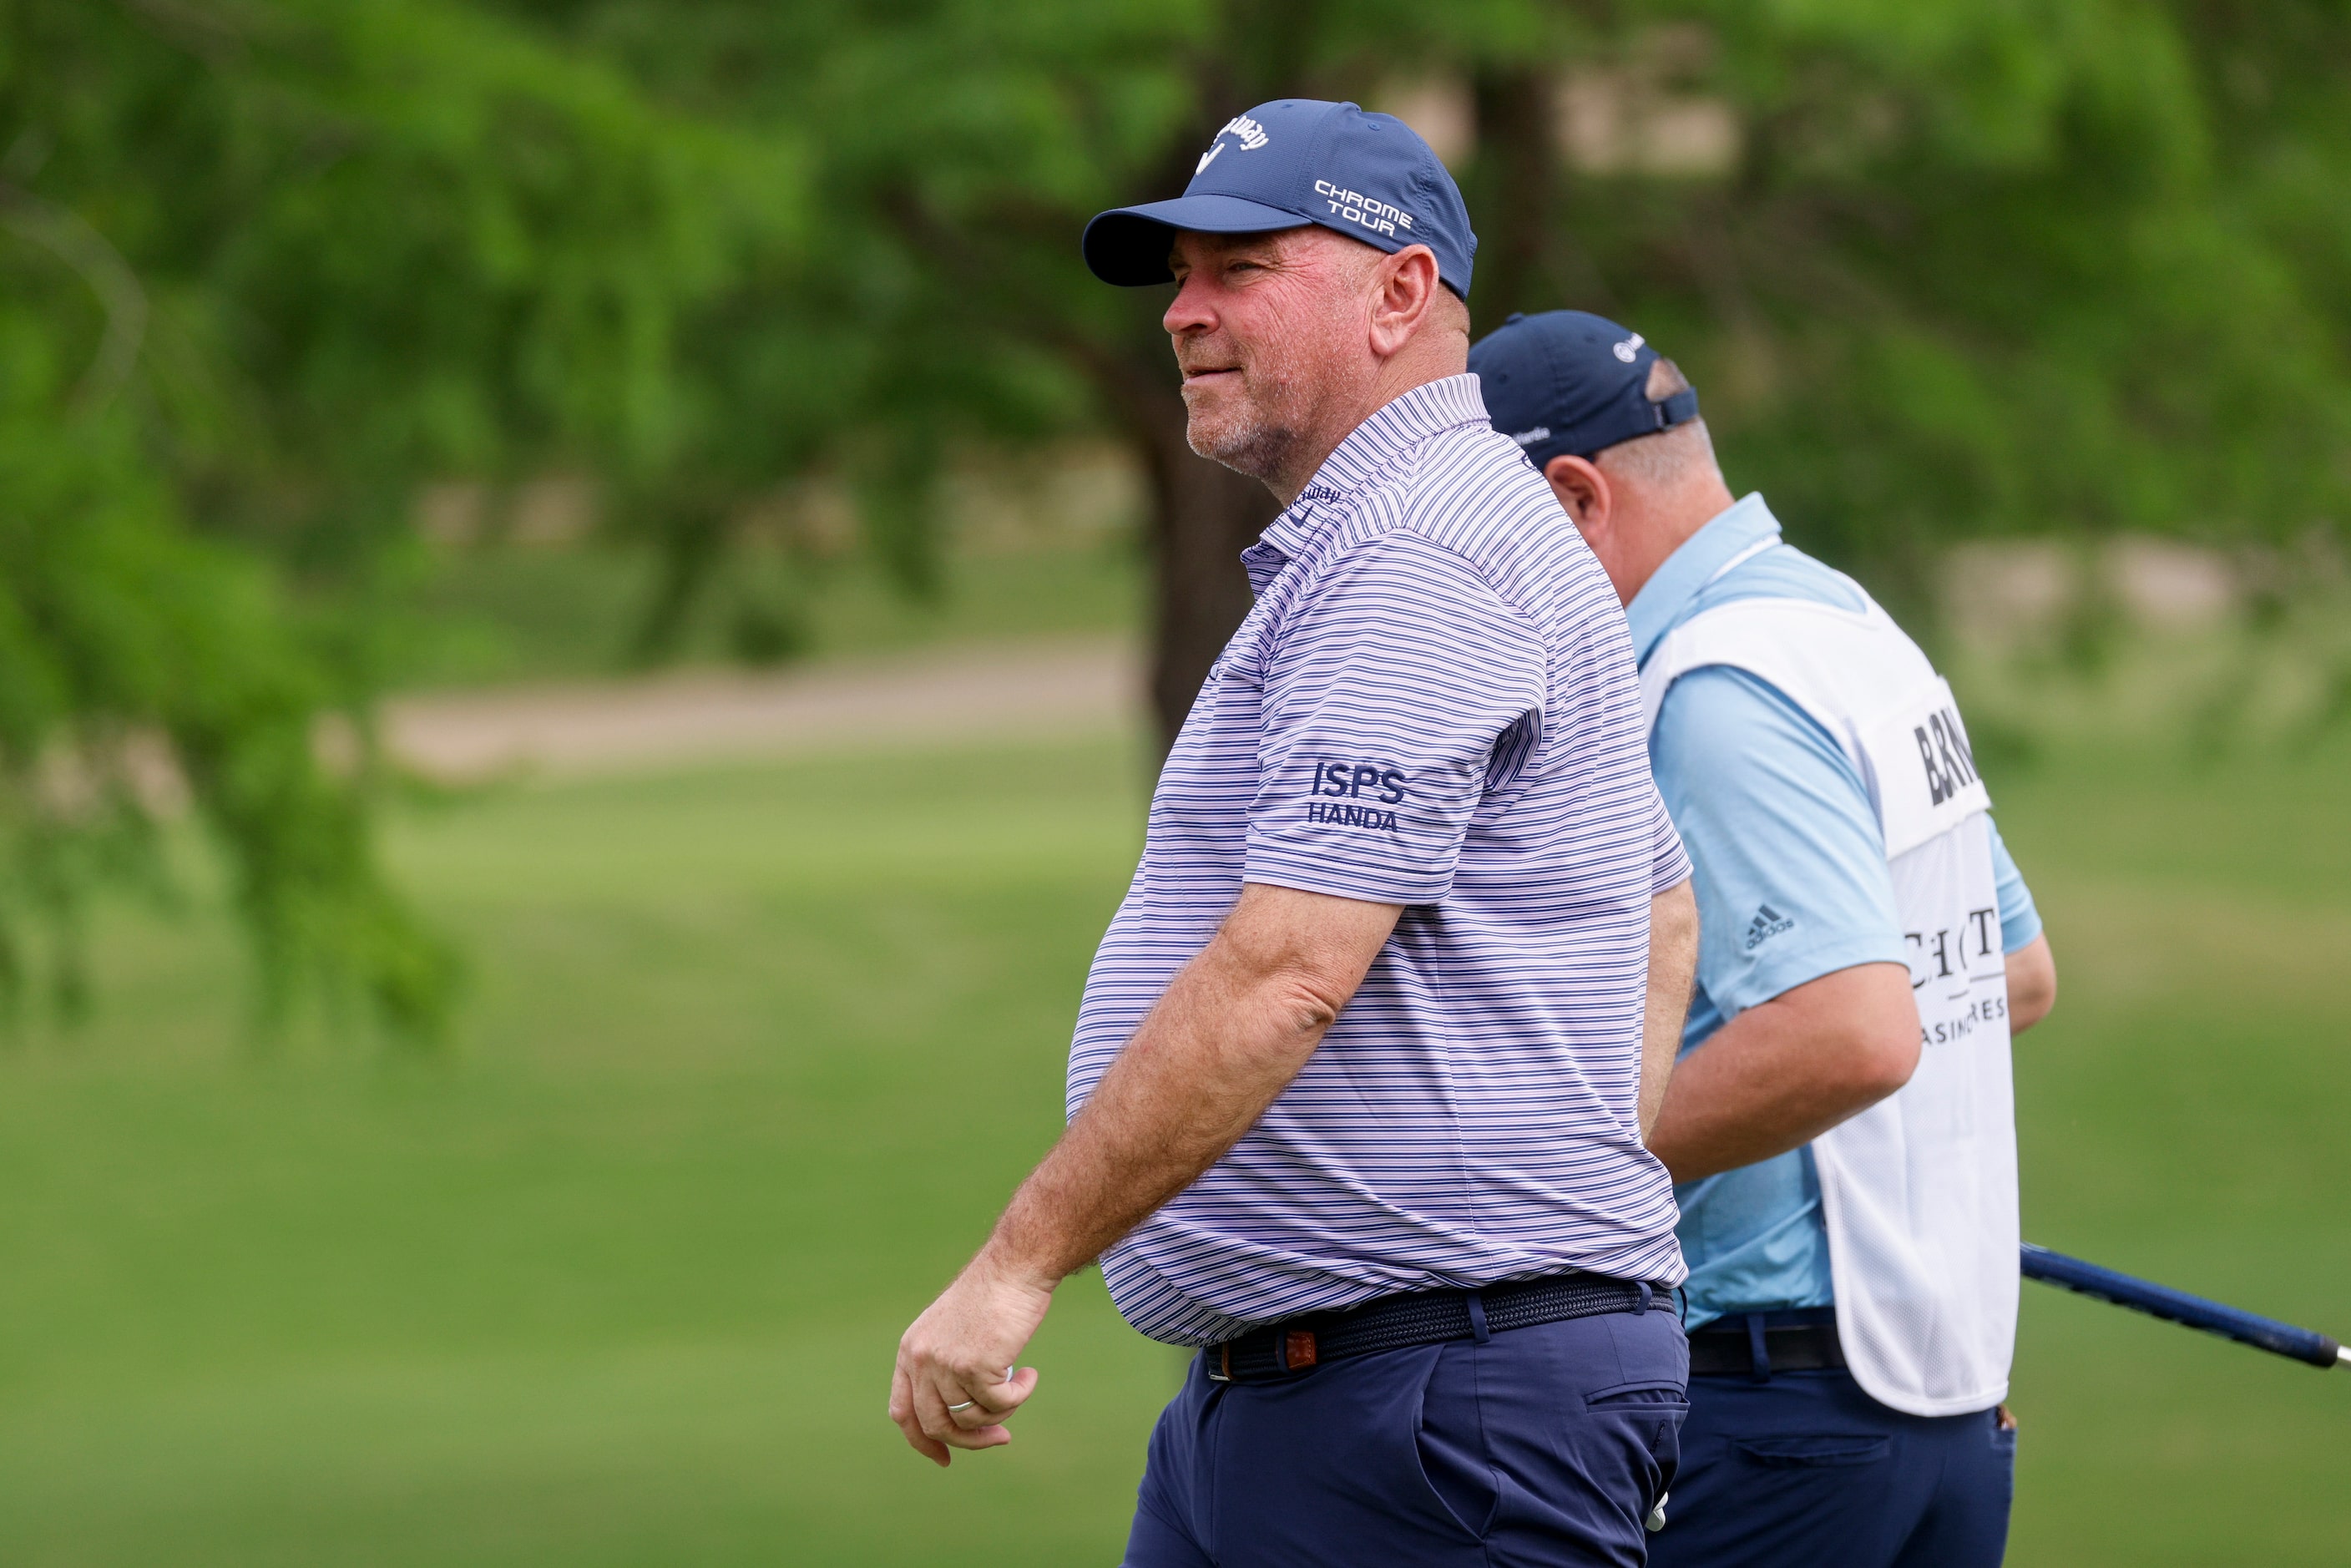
left=0, top=729, right=2342, bottom=1564
left=1994, top=736, right=2351, bottom=1563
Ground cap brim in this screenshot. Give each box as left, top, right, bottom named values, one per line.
left=1082, top=195, right=1311, bottom=286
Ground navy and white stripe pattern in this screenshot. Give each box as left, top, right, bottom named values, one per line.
left=1068, top=375, right=1691, bottom=1346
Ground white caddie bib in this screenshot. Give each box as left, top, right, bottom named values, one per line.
left=1642, top=578, right=2020, bottom=1418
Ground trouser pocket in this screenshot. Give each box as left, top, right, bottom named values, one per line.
left=1731, top=1433, right=1892, bottom=1468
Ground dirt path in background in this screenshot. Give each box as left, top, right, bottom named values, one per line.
left=383, top=637, right=1139, bottom=781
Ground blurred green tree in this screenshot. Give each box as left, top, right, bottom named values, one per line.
left=8, top=0, right=2348, bottom=1030
left=0, top=0, right=800, bottom=1033
left=523, top=0, right=2351, bottom=746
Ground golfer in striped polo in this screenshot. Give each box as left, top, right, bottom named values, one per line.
left=889, top=100, right=1701, bottom=1565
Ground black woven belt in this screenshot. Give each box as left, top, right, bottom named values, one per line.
left=1687, top=1313, right=1847, bottom=1377
left=1205, top=1272, right=1660, bottom=1384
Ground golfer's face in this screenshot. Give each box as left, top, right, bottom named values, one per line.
left=1163, top=228, right=1363, bottom=469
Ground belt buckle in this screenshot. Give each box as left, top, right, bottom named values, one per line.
left=1206, top=1342, right=1233, bottom=1383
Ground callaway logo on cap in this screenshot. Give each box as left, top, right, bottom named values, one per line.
left=1083, top=99, right=1478, bottom=299
left=1196, top=114, right=1270, bottom=173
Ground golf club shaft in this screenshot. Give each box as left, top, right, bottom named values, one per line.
left=2020, top=1243, right=2346, bottom=1369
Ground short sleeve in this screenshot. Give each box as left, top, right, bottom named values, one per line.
left=1649, top=786, right=1692, bottom=895
left=1986, top=814, right=2043, bottom=952
left=1651, top=666, right=1907, bottom=1019
left=1244, top=533, right=1545, bottom=904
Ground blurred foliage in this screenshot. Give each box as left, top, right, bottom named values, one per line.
left=0, top=412, right=450, bottom=1033
left=1664, top=1, right=2351, bottom=614
left=0, top=0, right=801, bottom=1033
left=507, top=0, right=2351, bottom=716
left=6, top=0, right=2350, bottom=1021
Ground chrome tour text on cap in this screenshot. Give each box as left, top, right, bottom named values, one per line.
left=1083, top=99, right=1477, bottom=299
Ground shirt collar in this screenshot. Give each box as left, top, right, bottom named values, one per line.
left=1624, top=492, right=1783, bottom=664
left=1251, top=374, right=1491, bottom=567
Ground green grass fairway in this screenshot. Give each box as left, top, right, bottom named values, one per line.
left=0, top=729, right=2343, bottom=1564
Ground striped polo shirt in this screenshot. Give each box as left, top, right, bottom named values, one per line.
left=1066, top=374, right=1691, bottom=1347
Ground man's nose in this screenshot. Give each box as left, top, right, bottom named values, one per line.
left=1164, top=273, right=1217, bottom=338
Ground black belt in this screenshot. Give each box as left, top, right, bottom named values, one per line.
left=1687, top=1310, right=1847, bottom=1377
left=1206, top=1272, right=1662, bottom=1384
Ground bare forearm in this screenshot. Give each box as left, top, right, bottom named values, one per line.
left=978, top=885, right=1401, bottom=1287
left=2005, top=934, right=2056, bottom=1034
left=1647, top=962, right=1919, bottom=1183
left=1639, top=882, right=1697, bottom=1142
left=1647, top=1029, right=1874, bottom=1181
left=887, top=884, right=1400, bottom=1467
left=985, top=955, right=1332, bottom=1283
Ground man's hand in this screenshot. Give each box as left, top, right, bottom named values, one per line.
left=886, top=883, right=1402, bottom=1467
left=889, top=1254, right=1054, bottom=1467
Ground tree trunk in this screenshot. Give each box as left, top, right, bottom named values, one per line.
left=1134, top=397, right=1278, bottom=753
left=1073, top=328, right=1279, bottom=756
left=1467, top=67, right=1559, bottom=335
left=1078, top=21, right=1321, bottom=753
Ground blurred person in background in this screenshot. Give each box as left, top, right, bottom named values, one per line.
left=892, top=101, right=1701, bottom=1566
left=1473, top=310, right=2060, bottom=1567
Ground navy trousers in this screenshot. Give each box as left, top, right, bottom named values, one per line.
left=1122, top=1304, right=1688, bottom=1567
left=1644, top=1367, right=2015, bottom=1568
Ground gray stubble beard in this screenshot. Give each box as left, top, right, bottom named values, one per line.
left=1182, top=388, right=1302, bottom=485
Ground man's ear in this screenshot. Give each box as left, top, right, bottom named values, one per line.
left=1542, top=455, right=1611, bottom=534
left=1368, top=245, right=1440, bottom=357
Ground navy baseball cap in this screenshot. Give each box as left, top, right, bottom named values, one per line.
left=1084, top=99, right=1477, bottom=299
left=1469, top=310, right=1701, bottom=471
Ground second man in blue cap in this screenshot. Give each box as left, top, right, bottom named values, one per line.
left=1473, top=309, right=2061, bottom=1567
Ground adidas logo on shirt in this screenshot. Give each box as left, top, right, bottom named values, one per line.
left=1744, top=903, right=1795, bottom=950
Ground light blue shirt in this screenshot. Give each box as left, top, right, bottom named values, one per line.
left=1629, top=495, right=2042, bottom=1328
left=1067, top=377, right=1692, bottom=1346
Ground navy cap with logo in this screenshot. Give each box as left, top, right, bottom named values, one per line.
left=1084, top=99, right=1477, bottom=299
left=1469, top=310, right=1701, bottom=473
